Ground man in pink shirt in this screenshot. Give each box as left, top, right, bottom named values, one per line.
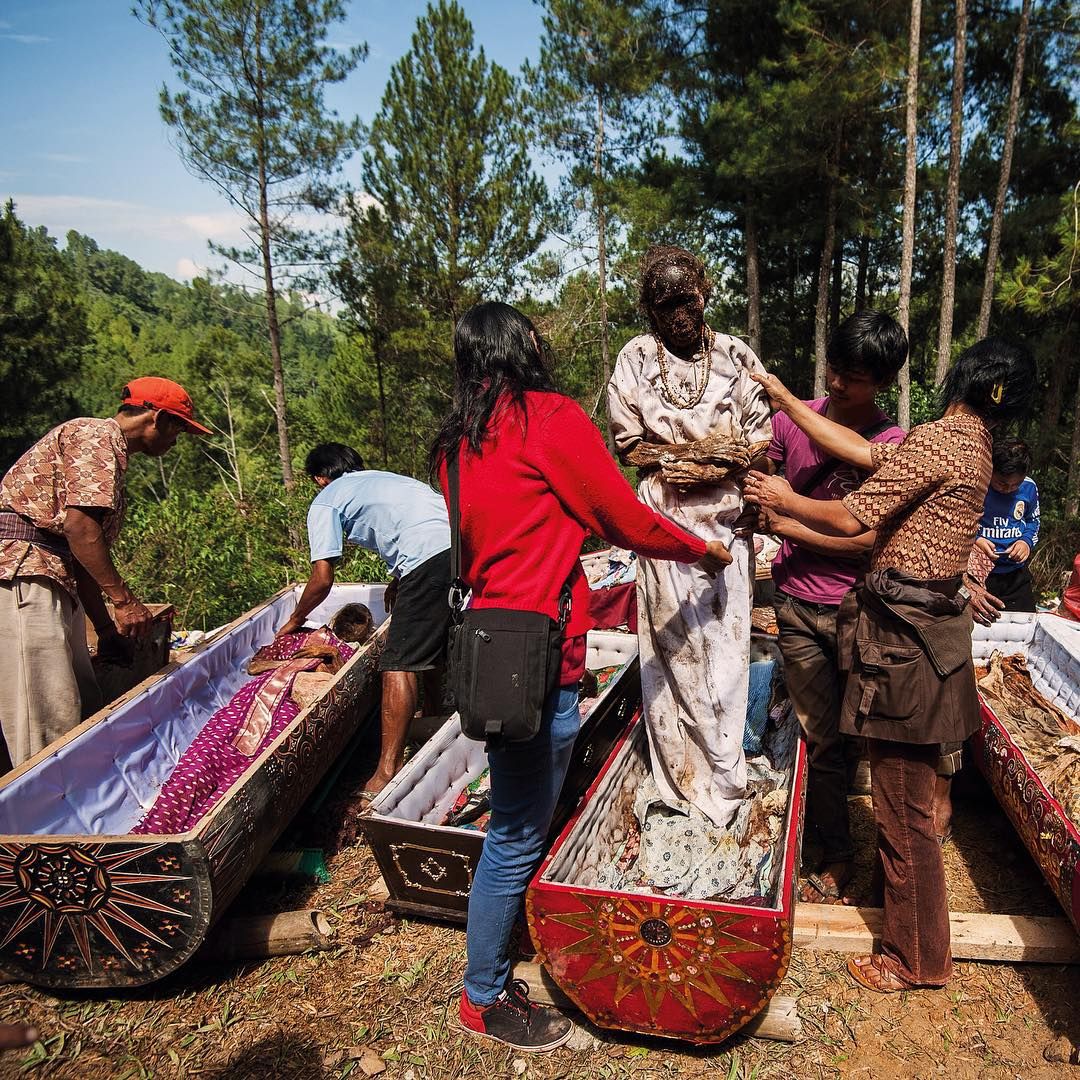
left=762, top=311, right=907, bottom=902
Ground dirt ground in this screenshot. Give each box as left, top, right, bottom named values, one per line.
left=0, top=754, right=1077, bottom=1079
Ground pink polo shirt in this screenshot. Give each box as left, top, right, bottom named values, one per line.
left=767, top=398, right=905, bottom=606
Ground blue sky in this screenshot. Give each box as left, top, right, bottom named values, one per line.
left=0, top=0, right=546, bottom=280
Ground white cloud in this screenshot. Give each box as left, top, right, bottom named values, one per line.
left=175, top=257, right=207, bottom=281
left=37, top=153, right=88, bottom=164
left=180, top=211, right=249, bottom=242
left=1, top=33, right=50, bottom=44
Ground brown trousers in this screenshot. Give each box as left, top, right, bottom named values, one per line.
left=775, top=592, right=856, bottom=863
left=869, top=738, right=952, bottom=986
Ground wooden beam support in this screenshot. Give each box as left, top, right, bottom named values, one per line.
left=795, top=905, right=1080, bottom=964
left=511, top=961, right=801, bottom=1043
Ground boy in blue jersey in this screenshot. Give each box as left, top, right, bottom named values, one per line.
left=279, top=443, right=452, bottom=809
left=973, top=438, right=1040, bottom=612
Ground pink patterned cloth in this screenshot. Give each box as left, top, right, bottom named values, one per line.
left=133, top=630, right=354, bottom=835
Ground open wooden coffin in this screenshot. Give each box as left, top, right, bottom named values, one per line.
left=0, top=583, right=388, bottom=989
left=971, top=612, right=1080, bottom=933
left=526, top=635, right=807, bottom=1045
left=362, top=630, right=640, bottom=921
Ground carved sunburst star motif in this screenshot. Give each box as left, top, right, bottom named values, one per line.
left=0, top=842, right=191, bottom=973
left=546, top=894, right=765, bottom=1021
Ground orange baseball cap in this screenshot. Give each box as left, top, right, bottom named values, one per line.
left=121, top=377, right=211, bottom=435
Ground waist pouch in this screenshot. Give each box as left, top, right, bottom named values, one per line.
left=448, top=606, right=564, bottom=744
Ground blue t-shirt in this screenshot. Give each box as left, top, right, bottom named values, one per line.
left=306, top=470, right=450, bottom=578
left=978, top=477, right=1040, bottom=575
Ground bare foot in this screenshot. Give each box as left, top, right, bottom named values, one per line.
left=0, top=1024, right=38, bottom=1050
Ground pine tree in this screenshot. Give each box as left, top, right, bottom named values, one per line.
left=357, top=0, right=546, bottom=336
left=896, top=0, right=922, bottom=429
left=934, top=0, right=967, bottom=386
left=0, top=202, right=88, bottom=469
left=526, top=0, right=665, bottom=439
left=136, top=0, right=366, bottom=489
left=976, top=0, right=1034, bottom=337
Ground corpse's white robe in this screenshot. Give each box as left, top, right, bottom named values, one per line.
left=608, top=333, right=772, bottom=828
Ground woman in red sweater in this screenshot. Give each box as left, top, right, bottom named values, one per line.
left=430, top=302, right=731, bottom=1052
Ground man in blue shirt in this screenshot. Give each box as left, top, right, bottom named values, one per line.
left=279, top=443, right=452, bottom=805
left=973, top=438, right=1040, bottom=612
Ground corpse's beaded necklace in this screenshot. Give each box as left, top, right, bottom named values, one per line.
left=654, top=325, right=715, bottom=409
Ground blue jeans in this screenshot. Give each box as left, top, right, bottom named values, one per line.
left=463, top=684, right=581, bottom=1005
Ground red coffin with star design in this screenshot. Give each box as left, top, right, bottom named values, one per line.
left=526, top=707, right=807, bottom=1044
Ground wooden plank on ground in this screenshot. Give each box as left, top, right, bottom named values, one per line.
left=511, top=960, right=801, bottom=1043
left=795, top=904, right=1080, bottom=964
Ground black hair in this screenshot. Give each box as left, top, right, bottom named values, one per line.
left=939, top=338, right=1036, bottom=424
left=428, top=302, right=559, bottom=480
left=305, top=443, right=365, bottom=481
left=330, top=602, right=374, bottom=645
left=992, top=436, right=1031, bottom=477
left=116, top=404, right=186, bottom=432
left=826, top=310, right=908, bottom=386
left=638, top=245, right=713, bottom=333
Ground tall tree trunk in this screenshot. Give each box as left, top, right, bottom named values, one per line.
left=935, top=0, right=967, bottom=385
left=746, top=198, right=762, bottom=358
left=1038, top=338, right=1071, bottom=463
left=595, top=91, right=614, bottom=452
left=374, top=332, right=389, bottom=468
left=1068, top=369, right=1080, bottom=519
left=897, top=0, right=922, bottom=431
left=255, top=12, right=293, bottom=491
left=976, top=0, right=1032, bottom=338
left=855, top=233, right=870, bottom=310
left=830, top=238, right=843, bottom=332
left=814, top=170, right=838, bottom=399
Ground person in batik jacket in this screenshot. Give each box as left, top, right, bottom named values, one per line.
left=0, top=378, right=208, bottom=769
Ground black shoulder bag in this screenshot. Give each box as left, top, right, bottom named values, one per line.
left=446, top=455, right=572, bottom=744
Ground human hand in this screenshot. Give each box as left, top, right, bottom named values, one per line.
left=732, top=506, right=757, bottom=539
left=1005, top=539, right=1031, bottom=564
left=112, top=598, right=153, bottom=640
left=966, top=579, right=1005, bottom=626
left=743, top=470, right=793, bottom=513
left=756, top=507, right=794, bottom=538
left=384, top=577, right=399, bottom=613
left=749, top=370, right=798, bottom=414
left=277, top=613, right=305, bottom=638
left=95, top=624, right=134, bottom=665
left=698, top=540, right=733, bottom=577
left=974, top=536, right=998, bottom=561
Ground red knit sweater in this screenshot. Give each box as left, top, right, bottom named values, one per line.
left=438, top=390, right=707, bottom=683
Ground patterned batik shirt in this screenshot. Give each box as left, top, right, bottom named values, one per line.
left=0, top=417, right=129, bottom=597
left=842, top=411, right=992, bottom=580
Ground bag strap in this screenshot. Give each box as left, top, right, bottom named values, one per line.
left=447, top=454, right=466, bottom=618
left=795, top=416, right=897, bottom=497
left=446, top=451, right=572, bottom=629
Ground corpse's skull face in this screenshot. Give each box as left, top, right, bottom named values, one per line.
left=646, top=263, right=706, bottom=355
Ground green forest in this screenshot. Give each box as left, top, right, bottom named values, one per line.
left=2, top=0, right=1077, bottom=628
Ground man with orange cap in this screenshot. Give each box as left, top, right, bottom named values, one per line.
left=0, top=377, right=209, bottom=769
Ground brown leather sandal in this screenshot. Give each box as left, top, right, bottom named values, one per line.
left=846, top=954, right=911, bottom=994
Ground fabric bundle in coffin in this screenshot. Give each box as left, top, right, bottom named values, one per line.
left=971, top=613, right=1080, bottom=933
left=0, top=583, right=387, bottom=989
left=362, top=630, right=641, bottom=921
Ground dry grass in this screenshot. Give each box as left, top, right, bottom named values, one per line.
left=0, top=772, right=1077, bottom=1079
